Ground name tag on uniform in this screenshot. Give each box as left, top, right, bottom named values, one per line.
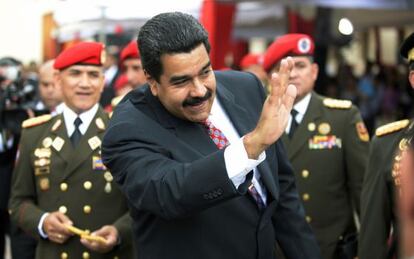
left=92, top=156, right=106, bottom=170
left=308, top=135, right=342, bottom=149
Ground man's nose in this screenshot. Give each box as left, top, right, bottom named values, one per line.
left=190, top=78, right=206, bottom=97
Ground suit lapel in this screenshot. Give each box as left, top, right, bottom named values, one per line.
left=59, top=107, right=107, bottom=181
left=287, top=92, right=323, bottom=160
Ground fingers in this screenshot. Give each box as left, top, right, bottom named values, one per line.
left=43, top=212, right=73, bottom=244
left=80, top=225, right=118, bottom=253
left=269, top=57, right=294, bottom=103
left=282, top=84, right=297, bottom=111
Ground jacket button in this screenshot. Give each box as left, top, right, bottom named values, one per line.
left=83, top=181, right=92, bottom=190
left=82, top=251, right=90, bottom=259
left=83, top=205, right=92, bottom=214
left=60, top=183, right=68, bottom=192
left=59, top=206, right=67, bottom=214
left=302, top=170, right=310, bottom=178
left=305, top=216, right=312, bottom=223
left=61, top=252, right=68, bottom=259
left=302, top=193, right=310, bottom=201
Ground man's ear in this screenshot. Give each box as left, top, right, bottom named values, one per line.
left=145, top=70, right=158, bottom=96
left=409, top=70, right=414, bottom=90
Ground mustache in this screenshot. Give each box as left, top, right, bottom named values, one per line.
left=182, top=90, right=212, bottom=107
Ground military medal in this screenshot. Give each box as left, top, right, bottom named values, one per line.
left=95, top=118, right=105, bottom=130
left=52, top=137, right=65, bottom=152
left=318, top=123, right=331, bottom=135
left=104, top=171, right=113, bottom=193
left=88, top=136, right=101, bottom=150
left=39, top=178, right=50, bottom=191
left=34, top=148, right=51, bottom=158
left=42, top=137, right=53, bottom=148
left=308, top=123, right=316, bottom=132
left=34, top=158, right=50, bottom=167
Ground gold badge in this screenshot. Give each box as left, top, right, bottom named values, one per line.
left=34, top=148, right=51, bottom=158
left=39, top=178, right=50, bottom=191
left=88, top=136, right=101, bottom=150
left=34, top=158, right=50, bottom=167
left=95, top=118, right=105, bottom=130
left=318, top=123, right=331, bottom=135
left=308, top=123, right=316, bottom=132
left=42, top=137, right=53, bottom=148
left=52, top=137, right=65, bottom=152
left=356, top=122, right=369, bottom=142
left=52, top=119, right=62, bottom=132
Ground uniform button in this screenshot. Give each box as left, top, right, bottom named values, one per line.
left=83, top=205, right=92, bottom=214
left=61, top=252, right=68, bottom=259
left=82, top=251, right=90, bottom=259
left=114, top=256, right=119, bottom=259
left=305, top=216, right=312, bottom=223
left=302, top=170, right=309, bottom=178
left=59, top=206, right=67, bottom=214
left=83, top=181, right=92, bottom=190
left=302, top=193, right=310, bottom=201
left=60, top=183, right=68, bottom=192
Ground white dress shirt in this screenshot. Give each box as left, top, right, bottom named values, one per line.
left=210, top=98, right=267, bottom=204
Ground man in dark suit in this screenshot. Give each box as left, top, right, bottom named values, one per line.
left=9, top=42, right=135, bottom=259
left=359, top=32, right=414, bottom=259
left=262, top=34, right=369, bottom=259
left=102, top=12, right=321, bottom=259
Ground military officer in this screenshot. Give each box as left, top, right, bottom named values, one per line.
left=263, top=33, right=369, bottom=259
left=119, top=40, right=146, bottom=89
left=359, top=32, right=414, bottom=259
left=9, top=42, right=135, bottom=259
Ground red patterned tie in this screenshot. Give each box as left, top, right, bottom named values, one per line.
left=202, top=119, right=265, bottom=210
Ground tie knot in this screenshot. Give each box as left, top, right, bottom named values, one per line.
left=291, top=109, right=298, bottom=118
left=74, top=117, right=82, bottom=128
left=201, top=118, right=212, bottom=128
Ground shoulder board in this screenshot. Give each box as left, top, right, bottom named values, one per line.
left=111, top=95, right=124, bottom=108
left=22, top=114, right=52, bottom=129
left=375, top=119, right=410, bottom=137
left=323, top=98, right=352, bottom=109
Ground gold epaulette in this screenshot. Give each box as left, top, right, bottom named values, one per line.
left=21, top=114, right=52, bottom=129
left=111, top=95, right=124, bottom=108
left=323, top=98, right=352, bottom=109
left=375, top=119, right=410, bottom=137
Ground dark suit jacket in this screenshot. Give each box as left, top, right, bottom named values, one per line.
left=9, top=107, right=134, bottom=259
left=281, top=92, right=369, bottom=259
left=102, top=70, right=321, bottom=259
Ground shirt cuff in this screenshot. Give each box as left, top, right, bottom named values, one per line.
left=224, top=137, right=266, bottom=189
left=38, top=213, right=49, bottom=239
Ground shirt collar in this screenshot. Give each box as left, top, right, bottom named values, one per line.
left=293, top=92, right=312, bottom=116
left=62, top=103, right=99, bottom=136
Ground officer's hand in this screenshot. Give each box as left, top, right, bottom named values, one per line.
left=43, top=212, right=73, bottom=244
left=80, top=225, right=119, bottom=253
left=244, top=57, right=296, bottom=159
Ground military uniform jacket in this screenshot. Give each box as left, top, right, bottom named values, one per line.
left=281, top=92, right=369, bottom=259
left=359, top=119, right=413, bottom=259
left=9, top=107, right=134, bottom=259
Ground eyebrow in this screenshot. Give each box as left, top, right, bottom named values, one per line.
left=169, top=61, right=211, bottom=84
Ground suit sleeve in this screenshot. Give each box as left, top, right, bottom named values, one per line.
left=272, top=141, right=322, bottom=259
left=9, top=128, right=46, bottom=238
left=358, top=136, right=392, bottom=259
left=113, top=212, right=133, bottom=251
left=102, top=121, right=241, bottom=220
left=344, top=106, right=369, bottom=215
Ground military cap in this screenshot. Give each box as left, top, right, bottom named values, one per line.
left=240, top=53, right=263, bottom=69
left=400, top=32, right=414, bottom=62
left=263, top=33, right=314, bottom=72
left=53, top=42, right=105, bottom=70
left=120, top=40, right=140, bottom=64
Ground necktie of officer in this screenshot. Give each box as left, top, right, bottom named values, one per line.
left=70, top=117, right=82, bottom=147
left=289, top=109, right=299, bottom=139
left=201, top=119, right=265, bottom=210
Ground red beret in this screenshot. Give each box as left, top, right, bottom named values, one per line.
left=114, top=74, right=129, bottom=92
left=240, top=54, right=263, bottom=69
left=263, top=33, right=314, bottom=72
left=120, top=41, right=140, bottom=64
left=54, top=42, right=105, bottom=70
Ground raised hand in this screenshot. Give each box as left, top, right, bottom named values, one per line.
left=244, top=57, right=297, bottom=159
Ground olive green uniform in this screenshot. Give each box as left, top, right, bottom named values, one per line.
left=359, top=119, right=412, bottom=259
left=281, top=92, right=369, bottom=259
left=9, top=107, right=135, bottom=259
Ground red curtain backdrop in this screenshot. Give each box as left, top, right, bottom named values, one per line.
left=287, top=9, right=315, bottom=36
left=200, top=0, right=236, bottom=70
